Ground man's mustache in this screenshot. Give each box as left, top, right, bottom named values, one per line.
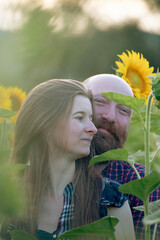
left=94, top=118, right=117, bottom=136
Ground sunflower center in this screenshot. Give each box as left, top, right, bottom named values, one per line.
left=127, top=69, right=145, bottom=91
left=10, top=95, right=21, bottom=111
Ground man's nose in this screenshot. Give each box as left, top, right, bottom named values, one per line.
left=101, top=104, right=116, bottom=123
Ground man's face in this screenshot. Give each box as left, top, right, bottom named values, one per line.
left=85, top=75, right=132, bottom=154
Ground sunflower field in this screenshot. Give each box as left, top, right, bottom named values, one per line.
left=0, top=86, right=26, bottom=226
left=0, top=50, right=160, bottom=240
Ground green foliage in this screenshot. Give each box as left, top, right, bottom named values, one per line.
left=0, top=109, right=17, bottom=118
left=58, top=216, right=118, bottom=240
left=119, top=171, right=160, bottom=202
left=101, top=92, right=145, bottom=114
left=10, top=230, right=37, bottom=240
left=0, top=164, right=24, bottom=217
left=143, top=209, right=160, bottom=225
left=150, top=72, right=160, bottom=101
left=89, top=149, right=128, bottom=167
left=134, top=200, right=160, bottom=214
left=0, top=111, right=25, bottom=220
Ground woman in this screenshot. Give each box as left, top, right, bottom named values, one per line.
left=1, top=79, right=135, bottom=240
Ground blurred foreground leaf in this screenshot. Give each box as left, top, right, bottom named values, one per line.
left=119, top=171, right=160, bottom=202
left=143, top=209, right=160, bottom=225
left=0, top=109, right=17, bottom=118
left=0, top=150, right=11, bottom=162
left=134, top=199, right=160, bottom=214
left=102, top=92, right=145, bottom=114
left=0, top=163, right=24, bottom=217
left=58, top=216, right=118, bottom=240
left=89, top=149, right=128, bottom=167
left=10, top=230, right=37, bottom=240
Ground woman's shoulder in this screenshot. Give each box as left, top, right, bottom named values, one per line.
left=100, top=177, right=128, bottom=208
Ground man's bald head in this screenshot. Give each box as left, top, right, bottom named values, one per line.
left=84, top=74, right=133, bottom=155
left=84, top=74, right=134, bottom=97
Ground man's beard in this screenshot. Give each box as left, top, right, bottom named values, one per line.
left=92, top=131, right=120, bottom=155
left=92, top=117, right=128, bottom=156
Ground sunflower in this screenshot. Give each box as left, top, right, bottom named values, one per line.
left=0, top=85, right=11, bottom=123
left=115, top=50, right=154, bottom=100
left=6, top=87, right=26, bottom=123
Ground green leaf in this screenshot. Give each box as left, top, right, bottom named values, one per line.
left=134, top=200, right=160, bottom=214
left=143, top=209, right=160, bottom=225
left=10, top=230, right=37, bottom=240
left=0, top=150, right=11, bottom=162
left=150, top=127, right=160, bottom=135
left=131, top=113, right=160, bottom=125
left=128, top=150, right=142, bottom=164
left=0, top=109, right=17, bottom=118
left=0, top=164, right=24, bottom=217
left=89, top=149, right=128, bottom=167
left=101, top=92, right=145, bottom=114
left=12, top=163, right=28, bottom=172
left=58, top=216, right=118, bottom=240
left=119, top=171, right=160, bottom=202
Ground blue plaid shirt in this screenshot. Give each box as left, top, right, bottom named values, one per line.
left=36, top=178, right=127, bottom=240
left=102, top=160, right=160, bottom=240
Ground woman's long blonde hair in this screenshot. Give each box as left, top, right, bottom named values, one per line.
left=11, top=79, right=101, bottom=234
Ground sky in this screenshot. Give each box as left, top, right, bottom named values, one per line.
left=0, top=0, right=160, bottom=34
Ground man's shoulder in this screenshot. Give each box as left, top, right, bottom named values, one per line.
left=102, top=160, right=145, bottom=183
left=109, top=160, right=145, bottom=170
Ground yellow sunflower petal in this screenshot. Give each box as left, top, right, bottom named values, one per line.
left=0, top=85, right=11, bottom=123
left=115, top=50, right=154, bottom=100
left=6, top=87, right=26, bottom=123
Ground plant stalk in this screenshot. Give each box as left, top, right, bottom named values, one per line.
left=144, top=92, right=153, bottom=240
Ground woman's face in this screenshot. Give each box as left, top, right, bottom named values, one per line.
left=52, top=95, right=97, bottom=160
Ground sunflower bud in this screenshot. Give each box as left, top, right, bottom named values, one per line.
left=150, top=72, right=160, bottom=101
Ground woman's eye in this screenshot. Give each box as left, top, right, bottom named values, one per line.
left=76, top=116, right=83, bottom=121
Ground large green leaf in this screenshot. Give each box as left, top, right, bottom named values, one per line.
left=134, top=200, right=160, bottom=214
left=131, top=113, right=160, bottom=125
left=128, top=150, right=142, bottom=164
left=0, top=150, right=11, bottom=162
left=150, top=127, right=160, bottom=135
left=143, top=209, right=160, bottom=225
left=0, top=164, right=24, bottom=217
left=89, top=149, right=128, bottom=167
left=58, top=216, right=118, bottom=240
left=119, top=171, right=160, bottom=202
left=0, top=109, right=17, bottom=118
left=101, top=92, right=145, bottom=114
left=10, top=230, right=37, bottom=240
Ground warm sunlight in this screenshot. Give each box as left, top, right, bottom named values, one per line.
left=0, top=0, right=160, bottom=34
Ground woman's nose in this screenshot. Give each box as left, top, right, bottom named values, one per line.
left=86, top=120, right=97, bottom=135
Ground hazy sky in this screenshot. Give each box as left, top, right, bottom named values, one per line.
left=0, top=0, right=160, bottom=34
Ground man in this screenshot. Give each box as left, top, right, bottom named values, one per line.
left=84, top=74, right=160, bottom=239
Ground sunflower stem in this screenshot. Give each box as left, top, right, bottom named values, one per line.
left=145, top=92, right=153, bottom=176
left=152, top=223, right=158, bottom=240
left=144, top=92, right=153, bottom=240
left=137, top=112, right=146, bottom=132
left=131, top=163, right=141, bottom=179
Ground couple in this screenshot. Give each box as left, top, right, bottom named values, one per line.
left=2, top=74, right=159, bottom=240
